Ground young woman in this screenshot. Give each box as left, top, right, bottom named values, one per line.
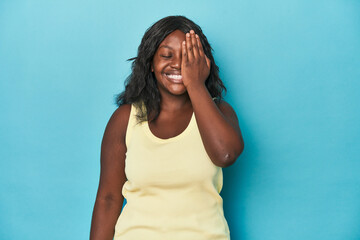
left=90, top=15, right=244, bottom=240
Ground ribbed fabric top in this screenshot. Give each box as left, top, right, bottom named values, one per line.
left=114, top=103, right=230, bottom=240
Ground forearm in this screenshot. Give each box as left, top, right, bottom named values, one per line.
left=187, top=83, right=243, bottom=167
left=90, top=197, right=123, bottom=240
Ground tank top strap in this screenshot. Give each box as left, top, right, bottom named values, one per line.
left=125, top=104, right=137, bottom=147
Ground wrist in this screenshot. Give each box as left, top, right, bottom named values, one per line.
left=185, top=81, right=206, bottom=93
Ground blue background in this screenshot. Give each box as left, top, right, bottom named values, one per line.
left=1, top=0, right=359, bottom=239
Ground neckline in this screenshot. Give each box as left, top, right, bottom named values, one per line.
left=143, top=111, right=195, bottom=143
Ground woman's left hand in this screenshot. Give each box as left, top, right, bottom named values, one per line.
left=181, top=30, right=211, bottom=89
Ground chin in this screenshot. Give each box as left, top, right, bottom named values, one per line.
left=157, top=80, right=187, bottom=96
left=169, top=87, right=187, bottom=95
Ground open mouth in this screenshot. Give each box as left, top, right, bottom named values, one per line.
left=164, top=73, right=183, bottom=83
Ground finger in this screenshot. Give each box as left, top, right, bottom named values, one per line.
left=205, top=55, right=211, bottom=69
left=196, top=34, right=205, bottom=56
left=185, top=32, right=194, bottom=61
left=182, top=40, right=188, bottom=63
left=196, top=34, right=210, bottom=68
left=190, top=30, right=199, bottom=59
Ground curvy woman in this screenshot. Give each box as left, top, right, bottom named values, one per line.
left=90, top=15, right=244, bottom=240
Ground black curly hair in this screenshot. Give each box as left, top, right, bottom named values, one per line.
left=115, top=15, right=226, bottom=123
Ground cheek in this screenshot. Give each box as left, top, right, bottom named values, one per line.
left=153, top=62, right=166, bottom=75
left=154, top=72, right=163, bottom=82
left=152, top=67, right=164, bottom=83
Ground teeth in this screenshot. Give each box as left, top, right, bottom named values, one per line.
left=166, top=74, right=182, bottom=80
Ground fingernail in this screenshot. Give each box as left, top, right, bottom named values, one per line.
left=186, top=33, right=190, bottom=37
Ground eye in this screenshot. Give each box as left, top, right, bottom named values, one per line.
left=160, top=55, right=172, bottom=59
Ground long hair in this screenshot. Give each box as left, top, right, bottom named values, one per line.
left=115, top=15, right=226, bottom=123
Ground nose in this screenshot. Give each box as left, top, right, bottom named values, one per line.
left=170, top=54, right=181, bottom=69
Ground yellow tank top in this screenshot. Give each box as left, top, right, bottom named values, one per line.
left=114, top=103, right=230, bottom=240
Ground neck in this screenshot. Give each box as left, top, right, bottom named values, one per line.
left=160, top=92, right=192, bottom=113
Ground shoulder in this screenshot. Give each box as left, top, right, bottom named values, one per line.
left=216, top=99, right=238, bottom=118
left=216, top=99, right=241, bottom=131
left=103, top=104, right=132, bottom=143
left=113, top=103, right=132, bottom=120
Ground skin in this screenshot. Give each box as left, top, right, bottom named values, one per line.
left=90, top=29, right=244, bottom=240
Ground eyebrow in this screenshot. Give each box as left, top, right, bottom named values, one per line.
left=158, top=45, right=173, bottom=50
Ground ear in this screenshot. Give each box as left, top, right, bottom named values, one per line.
left=151, top=61, right=154, bottom=72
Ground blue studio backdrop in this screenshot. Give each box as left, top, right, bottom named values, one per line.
left=1, top=0, right=359, bottom=239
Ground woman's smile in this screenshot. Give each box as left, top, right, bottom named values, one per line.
left=164, top=73, right=183, bottom=83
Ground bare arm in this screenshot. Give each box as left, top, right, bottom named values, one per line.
left=187, top=86, right=244, bottom=168
left=181, top=30, right=244, bottom=167
left=90, top=104, right=131, bottom=240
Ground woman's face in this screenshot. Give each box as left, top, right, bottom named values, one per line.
left=151, top=30, right=187, bottom=96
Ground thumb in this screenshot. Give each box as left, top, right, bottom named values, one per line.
left=205, top=55, right=211, bottom=69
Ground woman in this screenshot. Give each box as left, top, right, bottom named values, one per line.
left=90, top=15, right=244, bottom=240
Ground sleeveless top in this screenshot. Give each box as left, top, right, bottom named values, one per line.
left=114, top=103, right=231, bottom=240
